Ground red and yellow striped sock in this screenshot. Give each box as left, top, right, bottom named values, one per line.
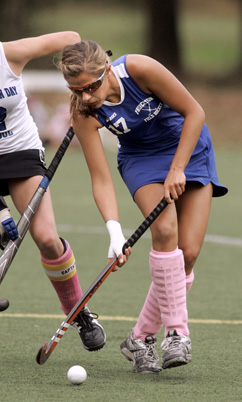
left=41, top=239, right=82, bottom=315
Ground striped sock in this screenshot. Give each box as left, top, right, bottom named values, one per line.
left=41, top=239, right=82, bottom=315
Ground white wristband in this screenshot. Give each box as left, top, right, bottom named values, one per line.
left=106, top=220, right=121, bottom=237
left=105, top=220, right=126, bottom=261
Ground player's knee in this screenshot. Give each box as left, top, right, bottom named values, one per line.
left=35, top=232, right=61, bottom=257
left=182, top=246, right=199, bottom=272
left=152, top=221, right=177, bottom=247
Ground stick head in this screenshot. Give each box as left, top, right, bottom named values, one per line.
left=36, top=342, right=52, bottom=365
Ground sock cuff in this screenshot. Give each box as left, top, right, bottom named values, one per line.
left=150, top=247, right=182, bottom=259
left=41, top=239, right=72, bottom=265
left=41, top=240, right=76, bottom=281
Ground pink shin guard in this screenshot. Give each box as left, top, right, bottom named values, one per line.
left=134, top=248, right=189, bottom=339
left=41, top=241, right=82, bottom=315
left=133, top=282, right=162, bottom=341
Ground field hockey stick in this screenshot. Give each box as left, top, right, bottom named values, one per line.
left=36, top=196, right=169, bottom=365
left=0, top=126, right=75, bottom=286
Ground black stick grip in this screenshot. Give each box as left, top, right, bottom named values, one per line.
left=45, top=127, right=75, bottom=181
left=122, top=197, right=168, bottom=253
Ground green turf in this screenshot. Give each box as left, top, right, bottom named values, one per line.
left=0, top=146, right=241, bottom=401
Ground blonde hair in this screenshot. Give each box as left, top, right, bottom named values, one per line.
left=59, top=40, right=111, bottom=118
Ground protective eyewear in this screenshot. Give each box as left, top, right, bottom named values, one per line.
left=67, top=65, right=107, bottom=95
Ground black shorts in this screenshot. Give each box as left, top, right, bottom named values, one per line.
left=0, top=149, right=47, bottom=196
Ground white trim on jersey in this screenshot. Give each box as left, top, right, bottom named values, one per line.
left=103, top=65, right=127, bottom=107
left=113, top=63, right=129, bottom=79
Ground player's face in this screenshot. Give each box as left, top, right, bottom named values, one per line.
left=67, top=66, right=108, bottom=108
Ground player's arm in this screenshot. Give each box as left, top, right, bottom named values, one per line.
left=73, top=115, right=130, bottom=265
left=126, top=54, right=205, bottom=202
left=73, top=114, right=120, bottom=223
left=3, top=31, right=81, bottom=75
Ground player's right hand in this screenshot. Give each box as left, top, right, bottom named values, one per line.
left=106, top=219, right=131, bottom=269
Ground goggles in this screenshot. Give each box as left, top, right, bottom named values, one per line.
left=67, top=64, right=107, bottom=95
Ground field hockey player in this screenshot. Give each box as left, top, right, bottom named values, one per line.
left=0, top=33, right=106, bottom=352
left=59, top=40, right=227, bottom=374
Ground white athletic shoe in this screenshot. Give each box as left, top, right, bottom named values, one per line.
left=161, top=329, right=192, bottom=369
left=120, top=331, right=162, bottom=374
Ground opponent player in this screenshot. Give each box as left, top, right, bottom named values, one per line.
left=0, top=33, right=106, bottom=352
left=59, top=40, right=227, bottom=373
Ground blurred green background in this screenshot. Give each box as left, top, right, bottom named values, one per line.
left=2, top=0, right=242, bottom=78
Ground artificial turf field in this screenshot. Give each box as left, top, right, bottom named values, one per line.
left=0, top=144, right=241, bottom=402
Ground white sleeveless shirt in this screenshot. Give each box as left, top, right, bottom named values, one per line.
left=0, top=42, right=43, bottom=154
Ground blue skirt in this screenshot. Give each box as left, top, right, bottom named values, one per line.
left=117, top=124, right=228, bottom=198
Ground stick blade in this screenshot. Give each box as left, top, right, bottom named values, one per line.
left=36, top=342, right=51, bottom=365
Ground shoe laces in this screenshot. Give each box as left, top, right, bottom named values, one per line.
left=73, top=308, right=99, bottom=330
left=161, top=331, right=190, bottom=352
left=134, top=336, right=159, bottom=362
left=161, top=336, right=181, bottom=351
left=145, top=343, right=159, bottom=362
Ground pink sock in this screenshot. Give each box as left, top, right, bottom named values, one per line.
left=133, top=282, right=162, bottom=341
left=149, top=248, right=189, bottom=337
left=186, top=269, right=194, bottom=293
left=41, top=240, right=82, bottom=315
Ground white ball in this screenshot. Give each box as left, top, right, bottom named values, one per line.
left=67, top=365, right=87, bottom=385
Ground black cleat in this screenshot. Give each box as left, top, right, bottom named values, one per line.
left=71, top=306, right=106, bottom=351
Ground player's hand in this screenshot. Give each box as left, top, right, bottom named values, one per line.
left=0, top=208, right=18, bottom=250
left=163, top=168, right=186, bottom=203
left=106, top=220, right=132, bottom=271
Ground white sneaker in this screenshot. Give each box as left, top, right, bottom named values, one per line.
left=120, top=331, right=162, bottom=373
left=161, top=329, right=192, bottom=369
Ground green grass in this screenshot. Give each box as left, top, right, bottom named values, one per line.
left=0, top=146, right=242, bottom=401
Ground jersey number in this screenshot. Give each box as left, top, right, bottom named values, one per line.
left=108, top=117, right=131, bottom=135
left=0, top=107, right=7, bottom=131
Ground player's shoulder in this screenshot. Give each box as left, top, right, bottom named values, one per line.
left=125, top=54, right=158, bottom=78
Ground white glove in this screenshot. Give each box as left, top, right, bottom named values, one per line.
left=106, top=220, right=126, bottom=263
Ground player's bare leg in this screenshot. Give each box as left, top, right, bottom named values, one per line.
left=9, top=176, right=106, bottom=351
left=176, top=182, right=213, bottom=275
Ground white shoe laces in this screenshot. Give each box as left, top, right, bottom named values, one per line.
left=161, top=335, right=190, bottom=352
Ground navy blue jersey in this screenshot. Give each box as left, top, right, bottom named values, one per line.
left=95, top=55, right=227, bottom=198
left=96, top=55, right=184, bottom=154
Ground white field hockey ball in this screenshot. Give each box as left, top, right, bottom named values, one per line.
left=67, top=365, right=87, bottom=385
